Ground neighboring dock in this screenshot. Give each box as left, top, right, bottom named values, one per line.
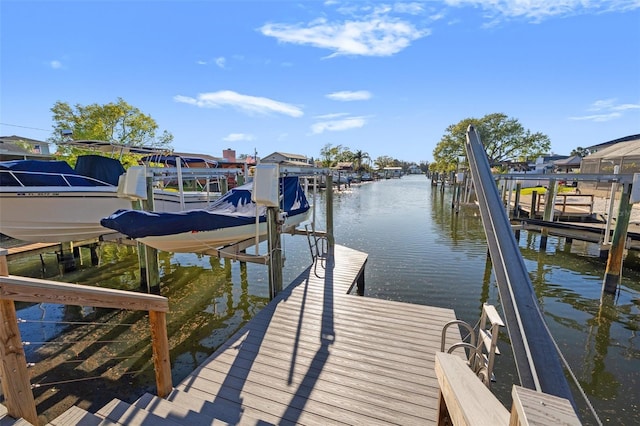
left=52, top=244, right=462, bottom=425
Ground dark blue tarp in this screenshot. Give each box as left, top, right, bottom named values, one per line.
left=0, top=160, right=83, bottom=186
left=101, top=176, right=309, bottom=239
left=0, top=157, right=122, bottom=187
left=74, top=155, right=125, bottom=186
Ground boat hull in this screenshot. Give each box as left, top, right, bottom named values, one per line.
left=0, top=188, right=131, bottom=242
left=137, top=210, right=310, bottom=253
left=0, top=188, right=219, bottom=243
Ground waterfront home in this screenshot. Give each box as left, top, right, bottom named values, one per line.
left=0, top=135, right=53, bottom=161
left=260, top=151, right=312, bottom=167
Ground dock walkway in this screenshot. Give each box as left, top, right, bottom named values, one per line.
left=54, top=244, right=461, bottom=425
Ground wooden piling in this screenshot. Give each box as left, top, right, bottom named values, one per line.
left=530, top=191, right=538, bottom=219
left=140, top=175, right=160, bottom=294
left=602, top=183, right=634, bottom=295
left=326, top=174, right=335, bottom=248
left=513, top=183, right=521, bottom=219
left=267, top=207, right=283, bottom=299
left=540, top=179, right=556, bottom=250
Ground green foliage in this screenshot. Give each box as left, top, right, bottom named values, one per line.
left=570, top=146, right=590, bottom=157
left=431, top=113, right=551, bottom=174
left=48, top=97, right=173, bottom=149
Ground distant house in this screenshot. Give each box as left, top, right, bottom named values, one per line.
left=531, top=154, right=569, bottom=174
left=335, top=162, right=353, bottom=171
left=407, top=164, right=422, bottom=174
left=553, top=155, right=582, bottom=173
left=0, top=135, right=53, bottom=161
left=260, top=152, right=311, bottom=167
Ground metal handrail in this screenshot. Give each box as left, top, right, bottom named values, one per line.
left=464, top=125, right=576, bottom=408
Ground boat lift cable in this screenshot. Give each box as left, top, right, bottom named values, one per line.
left=464, top=126, right=577, bottom=408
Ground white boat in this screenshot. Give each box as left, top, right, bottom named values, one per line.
left=0, top=153, right=226, bottom=243
left=100, top=176, right=310, bottom=254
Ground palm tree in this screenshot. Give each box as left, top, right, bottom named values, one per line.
left=352, top=150, right=370, bottom=172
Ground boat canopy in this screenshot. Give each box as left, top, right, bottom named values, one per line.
left=74, top=155, right=125, bottom=186
left=101, top=176, right=310, bottom=239
left=140, top=154, right=219, bottom=168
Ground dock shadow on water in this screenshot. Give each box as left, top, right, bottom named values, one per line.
left=9, top=244, right=280, bottom=424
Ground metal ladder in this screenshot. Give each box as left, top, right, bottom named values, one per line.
left=440, top=303, right=505, bottom=388
left=302, top=221, right=328, bottom=277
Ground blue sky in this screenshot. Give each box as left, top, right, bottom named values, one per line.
left=1, top=1, right=639, bottom=164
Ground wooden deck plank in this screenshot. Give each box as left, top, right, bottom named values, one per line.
left=176, top=244, right=460, bottom=425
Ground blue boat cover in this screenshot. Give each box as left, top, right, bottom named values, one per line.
left=74, top=155, right=125, bottom=186
left=0, top=159, right=109, bottom=187
left=100, top=176, right=310, bottom=239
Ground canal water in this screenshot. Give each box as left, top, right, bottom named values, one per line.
left=8, top=175, right=639, bottom=425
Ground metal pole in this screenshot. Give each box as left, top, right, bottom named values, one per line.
left=465, top=125, right=576, bottom=408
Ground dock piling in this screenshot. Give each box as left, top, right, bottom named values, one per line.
left=602, top=182, right=634, bottom=295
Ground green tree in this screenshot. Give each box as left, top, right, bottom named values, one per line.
left=49, top=98, right=173, bottom=149
left=570, top=146, right=590, bottom=157
left=374, top=155, right=396, bottom=169
left=351, top=150, right=370, bottom=171
left=432, top=113, right=550, bottom=174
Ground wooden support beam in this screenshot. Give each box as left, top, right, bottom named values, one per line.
left=0, top=250, right=38, bottom=425
left=149, top=310, right=172, bottom=397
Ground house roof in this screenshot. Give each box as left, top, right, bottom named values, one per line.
left=263, top=152, right=308, bottom=160
left=586, top=133, right=640, bottom=151
left=554, top=155, right=582, bottom=167
left=584, top=138, right=640, bottom=160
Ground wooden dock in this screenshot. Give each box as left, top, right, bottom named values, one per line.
left=55, top=244, right=462, bottom=425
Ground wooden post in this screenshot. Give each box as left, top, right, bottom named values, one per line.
left=0, top=250, right=38, bottom=425
left=139, top=175, right=160, bottom=294
left=220, top=176, right=229, bottom=195
left=326, top=174, right=335, bottom=248
left=540, top=179, right=556, bottom=250
left=530, top=190, right=538, bottom=219
left=602, top=183, right=633, bottom=295
left=513, top=183, right=521, bottom=219
left=267, top=207, right=283, bottom=299
left=90, top=243, right=99, bottom=266
left=148, top=310, right=172, bottom=398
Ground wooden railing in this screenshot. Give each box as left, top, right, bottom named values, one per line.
left=536, top=193, right=595, bottom=216
left=0, top=249, right=171, bottom=425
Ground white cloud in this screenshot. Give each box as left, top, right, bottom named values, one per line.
left=223, top=133, right=254, bottom=142
left=326, top=90, right=372, bottom=101
left=568, top=112, right=622, bottom=122
left=174, top=90, right=304, bottom=117
left=50, top=60, right=63, bottom=69
left=311, top=116, right=366, bottom=134
left=215, top=57, right=226, bottom=68
left=569, top=98, right=640, bottom=122
left=443, top=0, right=640, bottom=24
left=259, top=9, right=430, bottom=57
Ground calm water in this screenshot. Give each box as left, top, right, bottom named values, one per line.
left=9, top=175, right=639, bottom=424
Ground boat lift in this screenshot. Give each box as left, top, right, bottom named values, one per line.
left=200, top=164, right=332, bottom=299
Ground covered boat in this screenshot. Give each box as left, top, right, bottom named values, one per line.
left=0, top=153, right=224, bottom=243
left=100, top=176, right=310, bottom=253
